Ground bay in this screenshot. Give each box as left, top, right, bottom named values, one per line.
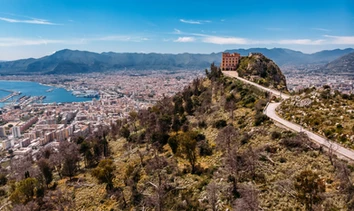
left=0, top=80, right=95, bottom=107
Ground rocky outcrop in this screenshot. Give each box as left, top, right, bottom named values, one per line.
left=236, top=53, right=288, bottom=91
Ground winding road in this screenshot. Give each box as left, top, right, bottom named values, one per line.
left=223, top=71, right=354, bottom=161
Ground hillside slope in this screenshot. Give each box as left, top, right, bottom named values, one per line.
left=279, top=86, right=354, bottom=149
left=321, top=52, right=354, bottom=74
left=1, top=64, right=354, bottom=210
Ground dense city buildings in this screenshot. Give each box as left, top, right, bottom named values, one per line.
left=0, top=70, right=203, bottom=162
left=282, top=65, right=354, bottom=93
left=220, top=52, right=241, bottom=70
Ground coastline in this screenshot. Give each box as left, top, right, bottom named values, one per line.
left=0, top=80, right=97, bottom=108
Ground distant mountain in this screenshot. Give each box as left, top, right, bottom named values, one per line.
left=0, top=48, right=353, bottom=75
left=0, top=49, right=221, bottom=74
left=226, top=48, right=354, bottom=66
left=321, top=52, right=354, bottom=74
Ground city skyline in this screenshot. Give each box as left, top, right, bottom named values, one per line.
left=0, top=0, right=353, bottom=60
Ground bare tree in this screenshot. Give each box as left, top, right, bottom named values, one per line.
left=217, top=125, right=242, bottom=201
left=233, top=184, right=260, bottom=211
left=12, top=201, right=39, bottom=211
left=224, top=94, right=237, bottom=121
left=144, top=155, right=174, bottom=211
left=207, top=182, right=219, bottom=211
left=334, top=161, right=354, bottom=208
left=243, top=146, right=258, bottom=180
left=58, top=141, right=80, bottom=181
left=36, top=145, right=54, bottom=160
left=49, top=150, right=63, bottom=179
left=41, top=189, right=75, bottom=211
left=216, top=125, right=239, bottom=153
left=37, top=158, right=53, bottom=188
left=10, top=155, right=39, bottom=181
left=326, top=139, right=338, bottom=166
left=224, top=147, right=240, bottom=199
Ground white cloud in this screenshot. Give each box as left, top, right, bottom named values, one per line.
left=0, top=37, right=63, bottom=47
left=90, top=35, right=149, bottom=42
left=324, top=35, right=354, bottom=44
left=173, top=30, right=353, bottom=46
left=179, top=19, right=211, bottom=24
left=312, top=28, right=331, bottom=32
left=180, top=19, right=201, bottom=24
left=174, top=37, right=196, bottom=42
left=194, top=34, right=328, bottom=45
left=277, top=39, right=325, bottom=45
left=0, top=17, right=57, bottom=25
left=202, top=36, right=248, bottom=44
left=0, top=34, right=150, bottom=47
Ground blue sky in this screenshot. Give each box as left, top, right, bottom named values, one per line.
left=0, top=0, right=353, bottom=60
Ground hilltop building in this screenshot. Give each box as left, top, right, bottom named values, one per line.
left=220, top=52, right=241, bottom=70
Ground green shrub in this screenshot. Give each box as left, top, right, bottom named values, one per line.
left=198, top=120, right=207, bottom=128
left=0, top=188, right=6, bottom=197
left=0, top=174, right=7, bottom=186
left=241, top=133, right=251, bottom=145
left=254, top=113, right=269, bottom=126
left=279, top=157, right=287, bottom=163
left=213, top=119, right=227, bottom=129
left=199, top=140, right=213, bottom=156
left=271, top=131, right=281, bottom=140
left=168, top=135, right=178, bottom=154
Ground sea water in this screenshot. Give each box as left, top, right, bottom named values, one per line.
left=0, top=80, right=95, bottom=107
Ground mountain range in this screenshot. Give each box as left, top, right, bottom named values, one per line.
left=0, top=48, right=353, bottom=75
left=320, top=52, right=354, bottom=74
left=227, top=48, right=354, bottom=66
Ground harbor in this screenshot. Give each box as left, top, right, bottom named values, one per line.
left=72, top=90, right=100, bottom=98
left=0, top=80, right=97, bottom=108
left=0, top=90, right=21, bottom=103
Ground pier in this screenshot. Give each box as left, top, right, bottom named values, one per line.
left=0, top=88, right=14, bottom=93
left=0, top=91, right=21, bottom=103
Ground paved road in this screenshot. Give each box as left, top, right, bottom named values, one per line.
left=223, top=71, right=354, bottom=161
left=223, top=71, right=290, bottom=99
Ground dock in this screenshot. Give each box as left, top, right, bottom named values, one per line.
left=0, top=88, right=14, bottom=93
left=0, top=91, right=21, bottom=103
